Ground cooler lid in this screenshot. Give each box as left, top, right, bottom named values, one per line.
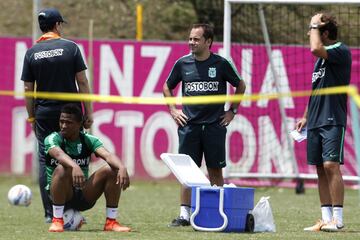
left=161, top=153, right=211, bottom=187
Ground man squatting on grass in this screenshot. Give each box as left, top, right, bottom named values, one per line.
left=163, top=23, right=246, bottom=227
left=296, top=12, right=351, bottom=232
left=45, top=104, right=131, bottom=232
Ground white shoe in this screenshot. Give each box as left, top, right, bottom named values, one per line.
left=321, top=219, right=344, bottom=232
left=303, top=219, right=325, bottom=232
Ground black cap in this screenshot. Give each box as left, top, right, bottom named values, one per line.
left=38, top=8, right=66, bottom=25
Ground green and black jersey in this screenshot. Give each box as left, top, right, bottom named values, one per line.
left=307, top=42, right=352, bottom=130
left=166, top=53, right=242, bottom=124
left=44, top=131, right=103, bottom=189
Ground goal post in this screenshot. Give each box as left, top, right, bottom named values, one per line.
left=222, top=0, right=360, bottom=184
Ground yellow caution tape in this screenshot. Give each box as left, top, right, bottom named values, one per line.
left=0, top=85, right=359, bottom=107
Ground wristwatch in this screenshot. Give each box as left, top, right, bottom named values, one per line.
left=230, top=107, right=237, bottom=115
left=309, top=23, right=319, bottom=29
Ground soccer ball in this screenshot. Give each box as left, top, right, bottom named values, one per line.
left=63, top=208, right=84, bottom=231
left=7, top=184, right=32, bottom=206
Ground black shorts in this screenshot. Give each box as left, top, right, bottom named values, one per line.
left=178, top=122, right=227, bottom=168
left=48, top=187, right=96, bottom=211
left=307, top=125, right=345, bottom=165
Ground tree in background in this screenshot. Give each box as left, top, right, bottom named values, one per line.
left=0, top=0, right=358, bottom=46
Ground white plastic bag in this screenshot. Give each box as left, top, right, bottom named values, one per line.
left=252, top=196, right=276, bottom=232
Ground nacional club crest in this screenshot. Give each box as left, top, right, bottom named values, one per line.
left=208, top=67, right=216, bottom=78
left=77, top=144, right=82, bottom=154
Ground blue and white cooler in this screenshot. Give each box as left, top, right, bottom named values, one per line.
left=190, top=186, right=254, bottom=232
left=161, top=153, right=255, bottom=232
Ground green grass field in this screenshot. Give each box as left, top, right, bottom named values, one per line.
left=1, top=175, right=360, bottom=240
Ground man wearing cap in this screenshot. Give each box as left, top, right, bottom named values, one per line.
left=21, top=7, right=93, bottom=223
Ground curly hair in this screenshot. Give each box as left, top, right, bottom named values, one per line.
left=319, top=12, right=338, bottom=40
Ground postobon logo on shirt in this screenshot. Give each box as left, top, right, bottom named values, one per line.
left=185, top=81, right=219, bottom=92
left=312, top=67, right=326, bottom=83
left=34, top=48, right=64, bottom=60
left=50, top=157, right=90, bottom=166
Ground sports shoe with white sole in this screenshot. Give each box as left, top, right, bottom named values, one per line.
left=321, top=220, right=344, bottom=232
left=303, top=219, right=325, bottom=232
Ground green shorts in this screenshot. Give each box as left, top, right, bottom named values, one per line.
left=307, top=125, right=345, bottom=165
left=178, top=122, right=227, bottom=168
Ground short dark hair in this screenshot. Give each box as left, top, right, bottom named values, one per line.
left=192, top=23, right=214, bottom=48
left=318, top=12, right=338, bottom=40
left=60, top=104, right=83, bottom=123
left=39, top=21, right=57, bottom=33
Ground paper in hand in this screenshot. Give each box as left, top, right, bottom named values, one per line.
left=289, top=128, right=307, bottom=142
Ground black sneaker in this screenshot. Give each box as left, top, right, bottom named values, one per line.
left=168, top=217, right=190, bottom=227
left=45, top=215, right=52, bottom=223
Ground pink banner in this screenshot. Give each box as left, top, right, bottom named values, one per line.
left=0, top=37, right=359, bottom=180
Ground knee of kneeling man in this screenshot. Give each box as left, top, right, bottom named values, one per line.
left=105, top=166, right=119, bottom=179
left=53, top=164, right=72, bottom=176
left=97, top=165, right=114, bottom=175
